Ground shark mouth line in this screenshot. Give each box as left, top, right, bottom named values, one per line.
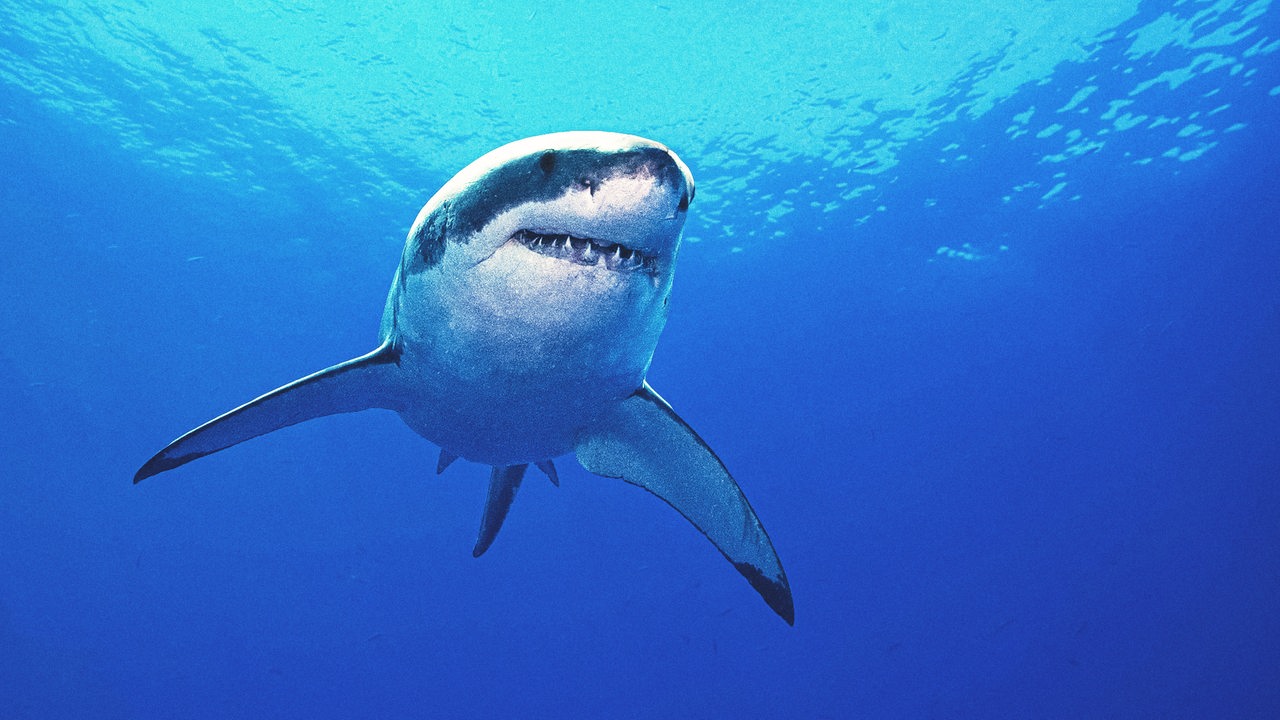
left=513, top=229, right=657, bottom=273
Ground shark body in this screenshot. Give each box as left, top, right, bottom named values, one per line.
left=135, top=132, right=793, bottom=624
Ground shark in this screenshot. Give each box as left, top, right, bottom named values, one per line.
left=134, top=131, right=794, bottom=624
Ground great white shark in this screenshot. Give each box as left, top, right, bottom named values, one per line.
left=135, top=131, right=794, bottom=624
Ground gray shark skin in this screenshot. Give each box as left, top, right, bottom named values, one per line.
left=135, top=132, right=793, bottom=624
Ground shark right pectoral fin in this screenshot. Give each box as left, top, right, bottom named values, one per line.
left=134, top=341, right=402, bottom=483
left=576, top=382, right=794, bottom=625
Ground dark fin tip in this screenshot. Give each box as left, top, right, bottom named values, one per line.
left=735, top=561, right=795, bottom=626
left=133, top=451, right=194, bottom=484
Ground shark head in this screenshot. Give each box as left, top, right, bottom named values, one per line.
left=384, top=132, right=697, bottom=463
left=406, top=131, right=694, bottom=281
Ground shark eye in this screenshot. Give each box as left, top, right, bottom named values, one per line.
left=538, top=152, right=556, bottom=174
left=678, top=192, right=690, bottom=212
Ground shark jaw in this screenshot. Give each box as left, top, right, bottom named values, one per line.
left=511, top=228, right=658, bottom=274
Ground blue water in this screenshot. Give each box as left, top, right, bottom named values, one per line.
left=3, top=1, right=1279, bottom=717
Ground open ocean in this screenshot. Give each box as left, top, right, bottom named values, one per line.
left=2, top=1, right=1278, bottom=717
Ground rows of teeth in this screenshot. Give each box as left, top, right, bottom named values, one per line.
left=513, top=229, right=656, bottom=273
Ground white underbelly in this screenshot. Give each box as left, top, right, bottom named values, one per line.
left=388, top=245, right=670, bottom=464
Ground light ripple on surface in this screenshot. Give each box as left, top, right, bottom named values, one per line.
left=0, top=0, right=1274, bottom=255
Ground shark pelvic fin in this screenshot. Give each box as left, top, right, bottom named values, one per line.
left=134, top=341, right=401, bottom=483
left=436, top=449, right=459, bottom=475
left=536, top=460, right=560, bottom=487
left=575, top=382, right=794, bottom=625
left=472, top=464, right=528, bottom=558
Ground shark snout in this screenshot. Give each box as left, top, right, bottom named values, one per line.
left=569, top=146, right=694, bottom=227
left=527, top=138, right=691, bottom=215
left=615, top=146, right=692, bottom=209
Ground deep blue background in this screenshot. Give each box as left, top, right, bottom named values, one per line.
left=2, top=2, right=1279, bottom=718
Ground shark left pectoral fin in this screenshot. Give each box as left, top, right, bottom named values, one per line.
left=576, top=382, right=794, bottom=625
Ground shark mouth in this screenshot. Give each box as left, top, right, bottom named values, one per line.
left=513, top=229, right=657, bottom=273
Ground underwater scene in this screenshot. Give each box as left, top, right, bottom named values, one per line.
left=2, top=0, right=1278, bottom=717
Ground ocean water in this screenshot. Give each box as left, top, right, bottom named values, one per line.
left=2, top=1, right=1279, bottom=717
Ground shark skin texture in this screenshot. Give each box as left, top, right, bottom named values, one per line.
left=134, top=132, right=793, bottom=625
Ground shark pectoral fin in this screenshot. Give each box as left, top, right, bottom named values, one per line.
left=473, top=464, right=528, bottom=558
left=134, top=341, right=402, bottom=483
left=576, top=382, right=794, bottom=625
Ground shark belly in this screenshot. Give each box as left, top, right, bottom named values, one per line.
left=390, top=241, right=669, bottom=465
